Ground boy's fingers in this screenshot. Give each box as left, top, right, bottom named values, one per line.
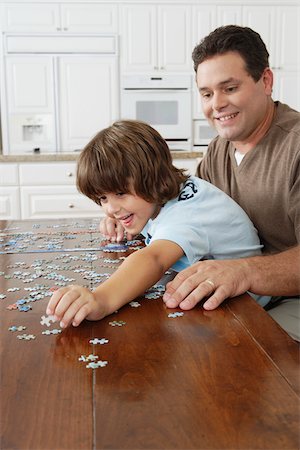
left=46, top=287, right=70, bottom=315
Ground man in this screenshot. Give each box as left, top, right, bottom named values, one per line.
left=162, top=25, right=300, bottom=341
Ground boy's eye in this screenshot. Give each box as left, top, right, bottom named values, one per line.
left=99, top=195, right=107, bottom=203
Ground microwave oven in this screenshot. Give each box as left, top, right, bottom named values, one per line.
left=193, top=120, right=218, bottom=146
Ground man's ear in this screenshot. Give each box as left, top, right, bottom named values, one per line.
left=262, top=67, right=273, bottom=96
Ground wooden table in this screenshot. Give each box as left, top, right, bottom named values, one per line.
left=1, top=219, right=299, bottom=450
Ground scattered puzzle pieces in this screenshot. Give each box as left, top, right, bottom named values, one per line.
left=168, top=312, right=185, bottom=318
left=17, top=334, right=36, bottom=340
left=109, top=320, right=126, bottom=327
left=78, top=354, right=99, bottom=362
left=129, top=301, right=141, bottom=308
left=86, top=360, right=108, bottom=369
left=40, top=314, right=57, bottom=327
left=9, top=325, right=26, bottom=332
left=42, top=329, right=62, bottom=335
left=89, top=338, right=109, bottom=345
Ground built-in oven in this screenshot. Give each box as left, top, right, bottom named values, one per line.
left=193, top=119, right=218, bottom=147
left=121, top=74, right=192, bottom=151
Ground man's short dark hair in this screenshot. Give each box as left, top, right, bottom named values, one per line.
left=192, top=25, right=269, bottom=81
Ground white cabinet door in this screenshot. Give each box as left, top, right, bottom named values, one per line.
left=243, top=5, right=299, bottom=110
left=121, top=4, right=192, bottom=72
left=20, top=185, right=103, bottom=219
left=1, top=3, right=118, bottom=33
left=243, top=6, right=276, bottom=68
left=1, top=3, right=60, bottom=32
left=158, top=5, right=192, bottom=72
left=0, top=187, right=20, bottom=220
left=192, top=5, right=217, bottom=119
left=120, top=4, right=157, bottom=72
left=276, top=7, right=298, bottom=72
left=5, top=56, right=56, bottom=153
left=273, top=71, right=300, bottom=111
left=58, top=56, right=118, bottom=152
left=61, top=3, right=118, bottom=32
left=216, top=5, right=242, bottom=27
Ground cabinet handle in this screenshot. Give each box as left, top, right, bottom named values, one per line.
left=154, top=66, right=159, bottom=70
left=56, top=27, right=61, bottom=31
left=160, top=66, right=165, bottom=70
left=68, top=203, right=75, bottom=208
left=67, top=172, right=73, bottom=177
left=63, top=27, right=68, bottom=31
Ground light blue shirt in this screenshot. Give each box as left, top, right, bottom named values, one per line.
left=141, top=176, right=270, bottom=307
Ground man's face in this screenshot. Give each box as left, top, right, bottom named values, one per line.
left=196, top=51, right=273, bottom=145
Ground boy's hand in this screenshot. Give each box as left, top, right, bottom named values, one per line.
left=46, top=285, right=105, bottom=328
left=99, top=217, right=133, bottom=242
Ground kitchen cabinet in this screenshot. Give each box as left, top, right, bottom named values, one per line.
left=0, top=163, right=20, bottom=219
left=1, top=3, right=118, bottom=32
left=19, top=162, right=103, bottom=219
left=1, top=35, right=118, bottom=154
left=243, top=5, right=299, bottom=111
left=120, top=4, right=192, bottom=73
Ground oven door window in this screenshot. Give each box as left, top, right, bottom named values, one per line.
left=136, top=101, right=178, bottom=125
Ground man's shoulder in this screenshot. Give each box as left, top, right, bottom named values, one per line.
left=275, top=102, right=300, bottom=135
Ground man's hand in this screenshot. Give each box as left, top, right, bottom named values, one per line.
left=46, top=285, right=106, bottom=328
left=163, top=259, right=251, bottom=310
left=99, top=217, right=133, bottom=242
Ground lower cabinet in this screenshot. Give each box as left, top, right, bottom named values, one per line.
left=0, top=158, right=201, bottom=220
left=0, top=186, right=20, bottom=220
left=20, top=185, right=102, bottom=219
left=19, top=162, right=103, bottom=219
left=0, top=163, right=20, bottom=219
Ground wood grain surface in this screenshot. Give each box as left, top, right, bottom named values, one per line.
left=0, top=219, right=299, bottom=450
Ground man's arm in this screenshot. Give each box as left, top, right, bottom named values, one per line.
left=163, top=246, right=300, bottom=311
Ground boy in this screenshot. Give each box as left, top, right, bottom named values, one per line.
left=46, top=120, right=269, bottom=328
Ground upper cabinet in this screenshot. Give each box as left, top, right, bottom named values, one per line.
left=2, top=35, right=119, bottom=154
left=1, top=3, right=118, bottom=32
left=120, top=4, right=192, bottom=73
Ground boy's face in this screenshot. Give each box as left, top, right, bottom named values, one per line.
left=99, top=192, right=159, bottom=235
left=196, top=51, right=273, bottom=146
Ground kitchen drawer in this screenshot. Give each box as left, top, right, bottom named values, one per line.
left=20, top=185, right=103, bottom=219
left=0, top=186, right=20, bottom=220
left=0, top=163, right=19, bottom=185
left=19, top=163, right=78, bottom=185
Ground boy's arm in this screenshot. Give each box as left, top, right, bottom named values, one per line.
left=93, top=239, right=184, bottom=315
left=47, top=239, right=184, bottom=328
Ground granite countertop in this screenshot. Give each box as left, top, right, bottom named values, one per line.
left=0, top=151, right=203, bottom=163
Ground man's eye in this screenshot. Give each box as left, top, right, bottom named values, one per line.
left=226, top=86, right=238, bottom=93
left=116, top=192, right=125, bottom=197
left=99, top=196, right=107, bottom=203
left=201, top=92, right=211, bottom=99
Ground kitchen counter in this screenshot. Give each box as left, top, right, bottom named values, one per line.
left=0, top=151, right=203, bottom=163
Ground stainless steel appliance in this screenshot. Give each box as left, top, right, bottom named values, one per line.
left=121, top=74, right=192, bottom=151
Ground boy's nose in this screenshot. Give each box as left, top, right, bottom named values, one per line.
left=106, top=201, right=121, bottom=216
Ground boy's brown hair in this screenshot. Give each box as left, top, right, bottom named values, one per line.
left=76, top=120, right=189, bottom=205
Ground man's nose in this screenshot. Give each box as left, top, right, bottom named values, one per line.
left=212, top=92, right=228, bottom=111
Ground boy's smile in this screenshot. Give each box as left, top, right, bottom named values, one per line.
left=99, top=192, right=159, bottom=235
